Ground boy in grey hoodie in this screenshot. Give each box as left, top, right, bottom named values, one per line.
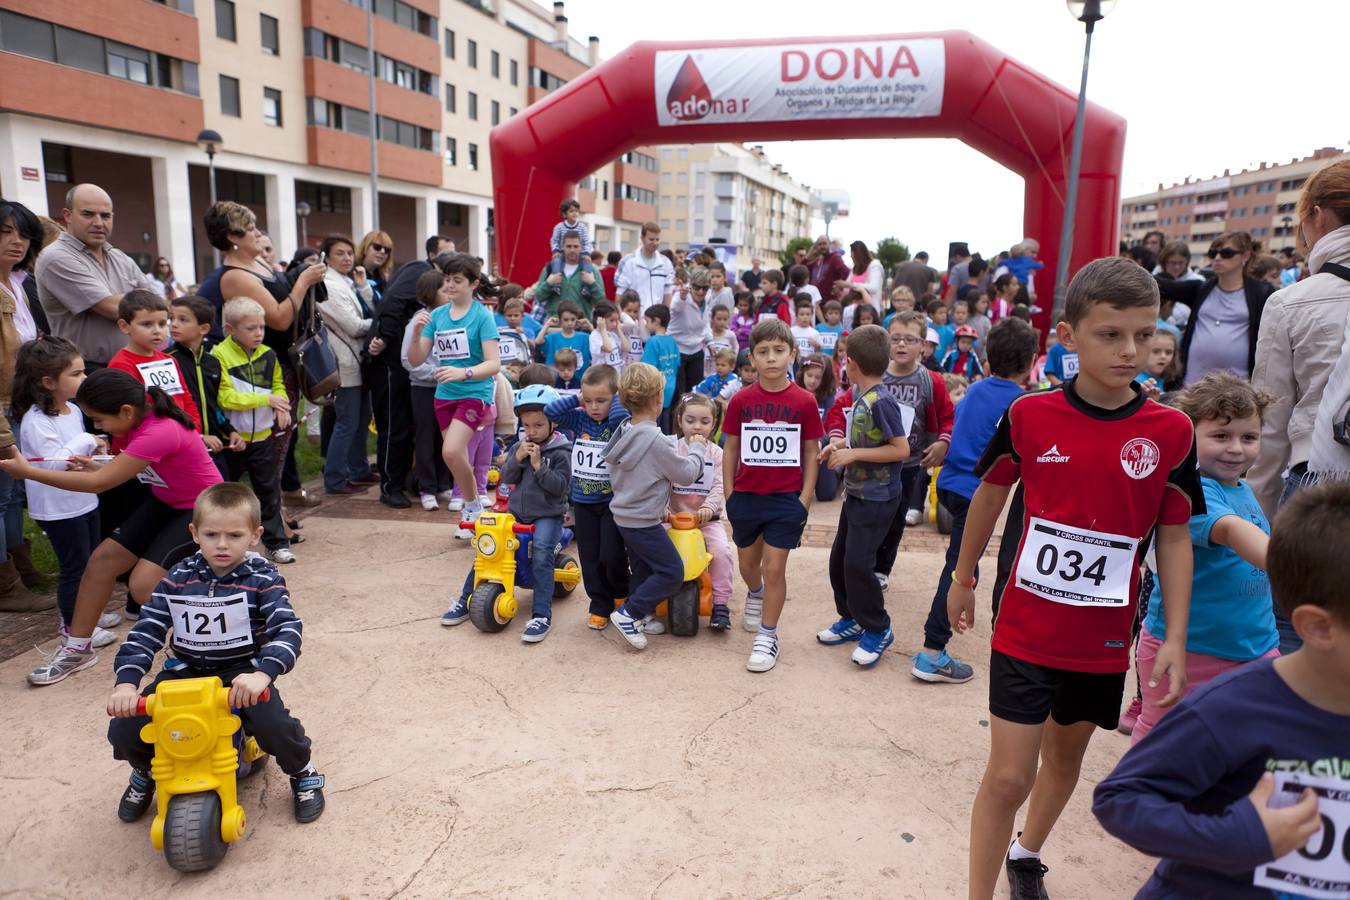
left=603, top=363, right=708, bottom=649
left=442, top=385, right=572, bottom=643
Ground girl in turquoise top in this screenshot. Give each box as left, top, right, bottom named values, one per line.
left=408, top=255, right=502, bottom=530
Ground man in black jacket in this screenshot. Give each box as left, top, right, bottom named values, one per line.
left=369, top=236, right=455, bottom=508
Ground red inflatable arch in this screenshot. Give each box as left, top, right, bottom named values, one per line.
left=491, top=31, right=1125, bottom=319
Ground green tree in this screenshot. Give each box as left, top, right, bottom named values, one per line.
left=875, top=237, right=910, bottom=270
left=778, top=237, right=813, bottom=269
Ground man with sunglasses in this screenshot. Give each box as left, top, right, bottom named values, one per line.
left=1156, top=231, right=1274, bottom=386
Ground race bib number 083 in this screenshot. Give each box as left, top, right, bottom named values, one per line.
left=740, top=422, right=800, bottom=467
left=136, top=358, right=183, bottom=396
left=1015, top=517, right=1137, bottom=607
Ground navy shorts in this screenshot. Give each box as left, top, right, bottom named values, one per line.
left=726, top=491, right=807, bottom=550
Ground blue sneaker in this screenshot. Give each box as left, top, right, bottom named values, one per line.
left=440, top=598, right=470, bottom=627
left=521, top=617, right=550, bottom=643
left=911, top=649, right=975, bottom=683
left=851, top=628, right=894, bottom=668
left=815, top=617, right=864, bottom=646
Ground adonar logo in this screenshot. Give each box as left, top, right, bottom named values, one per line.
left=665, top=56, right=750, bottom=121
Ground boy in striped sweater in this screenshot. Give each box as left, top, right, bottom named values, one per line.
left=106, top=483, right=325, bottom=825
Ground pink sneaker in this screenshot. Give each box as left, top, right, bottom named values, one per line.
left=1117, top=695, right=1142, bottom=735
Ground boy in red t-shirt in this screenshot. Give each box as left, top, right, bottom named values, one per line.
left=754, top=270, right=793, bottom=327
left=945, top=257, right=1205, bottom=900
left=109, top=290, right=201, bottom=443
left=722, top=318, right=823, bottom=672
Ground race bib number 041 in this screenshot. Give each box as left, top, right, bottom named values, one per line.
left=435, top=328, right=470, bottom=361
left=1015, top=517, right=1138, bottom=607
left=740, top=422, right=801, bottom=467
left=1254, top=771, right=1350, bottom=899
left=165, top=591, right=252, bottom=652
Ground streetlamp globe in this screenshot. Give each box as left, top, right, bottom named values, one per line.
left=1066, top=0, right=1118, bottom=23
left=195, top=128, right=223, bottom=155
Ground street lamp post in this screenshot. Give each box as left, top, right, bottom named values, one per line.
left=196, top=129, right=224, bottom=265
left=366, top=5, right=380, bottom=232
left=1051, top=0, right=1118, bottom=326
left=1281, top=215, right=1293, bottom=241
left=296, top=201, right=312, bottom=249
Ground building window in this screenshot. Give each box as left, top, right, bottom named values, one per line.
left=676, top=172, right=687, bottom=184
left=260, top=14, right=279, bottom=55
left=215, top=0, right=236, bottom=41
left=676, top=218, right=686, bottom=230
left=602, top=181, right=608, bottom=200
left=660, top=219, right=671, bottom=229
left=107, top=41, right=152, bottom=84
left=377, top=115, right=435, bottom=150
left=468, top=91, right=477, bottom=120
left=445, top=83, right=456, bottom=113
left=510, top=59, right=518, bottom=86
left=371, top=0, right=435, bottom=37
left=661, top=172, right=671, bottom=184
left=677, top=147, right=688, bottom=160
left=491, top=100, right=500, bottom=125
left=219, top=74, right=240, bottom=116
left=467, top=39, right=477, bottom=68
left=445, top=136, right=456, bottom=165
left=263, top=87, right=282, bottom=126
left=491, top=50, right=500, bottom=78
left=509, top=106, right=517, bottom=117
left=296, top=181, right=351, bottom=215
left=468, top=143, right=478, bottom=171
left=529, top=66, right=564, bottom=91
left=444, top=28, right=455, bottom=58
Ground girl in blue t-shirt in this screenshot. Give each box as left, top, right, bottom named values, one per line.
left=1129, top=372, right=1279, bottom=743
left=408, top=255, right=502, bottom=535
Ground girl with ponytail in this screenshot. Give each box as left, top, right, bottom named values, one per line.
left=1, top=368, right=223, bottom=686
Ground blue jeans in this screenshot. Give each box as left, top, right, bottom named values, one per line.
left=924, top=489, right=977, bottom=652
left=1273, top=467, right=1316, bottom=654
left=323, top=386, right=373, bottom=492
left=37, top=510, right=100, bottom=626
left=0, top=467, right=25, bottom=562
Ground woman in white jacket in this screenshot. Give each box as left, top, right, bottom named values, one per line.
left=318, top=235, right=378, bottom=495
left=1250, top=157, right=1350, bottom=652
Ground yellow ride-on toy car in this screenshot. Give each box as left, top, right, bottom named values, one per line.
left=658, top=512, right=714, bottom=637
left=457, top=511, right=582, bottom=632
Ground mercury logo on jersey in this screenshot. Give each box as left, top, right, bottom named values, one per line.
left=1036, top=444, right=1070, bottom=463
left=1120, top=438, right=1161, bottom=480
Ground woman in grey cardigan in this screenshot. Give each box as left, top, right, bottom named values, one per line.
left=319, top=234, right=379, bottom=495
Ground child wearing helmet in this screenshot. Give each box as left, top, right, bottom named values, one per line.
left=441, top=384, right=573, bottom=643
left=940, top=325, right=985, bottom=380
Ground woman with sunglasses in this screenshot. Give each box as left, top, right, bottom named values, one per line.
left=357, top=231, right=394, bottom=302
left=1156, top=230, right=1274, bottom=386
left=151, top=257, right=189, bottom=300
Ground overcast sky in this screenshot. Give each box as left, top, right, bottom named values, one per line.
left=561, top=0, right=1349, bottom=261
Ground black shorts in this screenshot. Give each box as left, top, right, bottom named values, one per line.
left=726, top=491, right=807, bottom=550
left=988, top=649, right=1127, bottom=730
left=108, top=494, right=197, bottom=570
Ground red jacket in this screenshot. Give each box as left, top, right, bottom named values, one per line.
left=825, top=370, right=955, bottom=446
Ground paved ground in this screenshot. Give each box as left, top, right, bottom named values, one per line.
left=0, top=489, right=1150, bottom=899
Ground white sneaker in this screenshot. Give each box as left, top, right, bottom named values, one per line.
left=270, top=547, right=297, bottom=565
left=455, top=504, right=481, bottom=539
left=609, top=608, right=648, bottom=650
left=97, top=610, right=121, bottom=629
left=876, top=572, right=889, bottom=593
left=448, top=497, right=465, bottom=512
left=438, top=489, right=455, bottom=503
left=639, top=615, right=666, bottom=635
left=905, top=509, right=922, bottom=527
left=743, top=584, right=764, bottom=633
left=27, top=644, right=98, bottom=686
left=746, top=631, right=780, bottom=673
left=420, top=493, right=438, bottom=511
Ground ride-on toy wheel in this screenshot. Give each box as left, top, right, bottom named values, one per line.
left=668, top=580, right=700, bottom=637
left=468, top=582, right=511, bottom=632
left=936, top=500, right=953, bottom=535
left=553, top=554, right=579, bottom=598
left=163, top=792, right=228, bottom=873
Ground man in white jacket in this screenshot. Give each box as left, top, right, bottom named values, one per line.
left=614, top=222, right=673, bottom=310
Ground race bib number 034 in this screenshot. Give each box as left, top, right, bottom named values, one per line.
left=740, top=422, right=801, bottom=467
left=435, top=328, right=470, bottom=362
left=1015, top=517, right=1138, bottom=607
left=165, top=591, right=252, bottom=652
left=1254, top=771, right=1350, bottom=899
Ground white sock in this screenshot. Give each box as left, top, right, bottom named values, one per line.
left=1009, top=837, right=1040, bottom=861
left=62, top=633, right=92, bottom=652
left=464, top=498, right=483, bottom=512
left=300, top=762, right=318, bottom=776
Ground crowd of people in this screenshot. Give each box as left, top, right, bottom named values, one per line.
left=0, top=155, right=1348, bottom=897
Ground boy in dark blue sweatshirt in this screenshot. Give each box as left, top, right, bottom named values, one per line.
left=1093, top=484, right=1350, bottom=899
left=107, top=483, right=324, bottom=825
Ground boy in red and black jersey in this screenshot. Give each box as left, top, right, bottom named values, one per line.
left=946, top=257, right=1205, bottom=900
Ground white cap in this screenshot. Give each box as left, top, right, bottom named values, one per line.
left=925, top=328, right=940, bottom=345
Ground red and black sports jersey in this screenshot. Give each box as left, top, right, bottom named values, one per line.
left=976, top=380, right=1204, bottom=673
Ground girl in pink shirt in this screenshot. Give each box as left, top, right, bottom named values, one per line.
left=666, top=393, right=732, bottom=630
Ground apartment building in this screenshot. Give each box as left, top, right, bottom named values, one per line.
left=1119, top=146, right=1347, bottom=259
left=656, top=142, right=816, bottom=266
left=0, top=0, right=654, bottom=282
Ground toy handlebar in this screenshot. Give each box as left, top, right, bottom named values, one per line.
left=457, top=521, right=476, bottom=530
left=132, top=687, right=271, bottom=716
left=512, top=523, right=534, bottom=534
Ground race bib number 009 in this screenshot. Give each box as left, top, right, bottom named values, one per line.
left=137, top=358, right=183, bottom=396
left=1015, top=517, right=1137, bottom=607
left=165, top=591, right=252, bottom=651
left=571, top=439, right=609, bottom=483
left=434, top=328, right=470, bottom=362
left=740, top=422, right=801, bottom=468
left=1254, top=771, right=1350, bottom=899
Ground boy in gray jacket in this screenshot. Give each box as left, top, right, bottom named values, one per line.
left=442, top=385, right=572, bottom=643
left=603, top=363, right=707, bottom=650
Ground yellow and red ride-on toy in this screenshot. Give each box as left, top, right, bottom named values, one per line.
left=457, top=511, right=582, bottom=632
left=657, top=512, right=715, bottom=637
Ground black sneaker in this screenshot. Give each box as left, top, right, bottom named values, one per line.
left=291, top=772, right=326, bottom=823
left=118, top=769, right=155, bottom=823
left=379, top=489, right=411, bottom=509
left=709, top=605, right=731, bottom=630
left=1006, top=852, right=1050, bottom=900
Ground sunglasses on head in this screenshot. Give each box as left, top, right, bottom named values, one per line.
left=1206, top=247, right=1239, bottom=260
left=370, top=243, right=388, bottom=253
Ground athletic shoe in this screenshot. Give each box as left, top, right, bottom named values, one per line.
left=911, top=650, right=976, bottom=684
left=639, top=615, right=665, bottom=635
left=325, top=483, right=367, bottom=495
left=1027, top=304, right=1043, bottom=315
left=587, top=614, right=609, bottom=631
left=440, top=598, right=470, bottom=626
left=455, top=505, right=481, bottom=540
left=97, top=610, right=121, bottom=629
left=816, top=617, right=864, bottom=646
left=27, top=644, right=98, bottom=686
left=448, top=497, right=465, bottom=512
left=379, top=489, right=411, bottom=509
left=742, top=584, right=764, bottom=632
left=283, top=489, right=322, bottom=508
left=609, top=608, right=648, bottom=650
left=291, top=773, right=326, bottom=823
left=851, top=628, right=894, bottom=668
left=905, top=509, right=922, bottom=527
left=1005, top=849, right=1050, bottom=900
left=709, top=605, right=731, bottom=631
left=876, top=572, right=889, bottom=593
left=117, top=769, right=155, bottom=823
left=521, top=617, right=550, bottom=643
left=420, top=494, right=438, bottom=511
left=269, top=547, right=297, bottom=565
left=1117, top=695, right=1142, bottom=735
left=746, top=631, right=779, bottom=673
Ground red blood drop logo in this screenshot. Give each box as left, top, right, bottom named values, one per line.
left=667, top=56, right=713, bottom=120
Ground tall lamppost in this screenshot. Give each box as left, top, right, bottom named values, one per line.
left=1051, top=0, right=1118, bottom=325
left=1281, top=214, right=1293, bottom=241
left=196, top=128, right=224, bottom=265
left=366, top=5, right=380, bottom=232
left=296, top=201, right=312, bottom=250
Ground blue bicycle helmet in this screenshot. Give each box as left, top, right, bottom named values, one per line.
left=513, top=384, right=559, bottom=414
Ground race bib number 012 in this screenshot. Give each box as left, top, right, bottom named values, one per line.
left=1015, top=517, right=1138, bottom=607
left=435, top=328, right=470, bottom=362
left=165, top=591, right=252, bottom=651
left=136, top=358, right=183, bottom=396
left=571, top=439, right=609, bottom=483
left=1254, top=771, right=1350, bottom=899
left=740, top=422, right=801, bottom=467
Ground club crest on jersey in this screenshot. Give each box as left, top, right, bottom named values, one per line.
left=1036, top=444, right=1070, bottom=463
left=1120, top=438, right=1160, bottom=480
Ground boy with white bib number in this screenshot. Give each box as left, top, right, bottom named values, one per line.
left=108, top=290, right=201, bottom=438
left=945, top=257, right=1205, bottom=900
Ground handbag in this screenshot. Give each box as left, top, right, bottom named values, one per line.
left=287, top=275, right=340, bottom=406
